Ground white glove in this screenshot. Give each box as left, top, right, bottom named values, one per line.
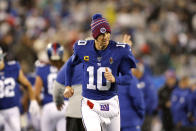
left=29, top=100, right=40, bottom=116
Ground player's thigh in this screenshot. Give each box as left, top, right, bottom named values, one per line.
left=0, top=113, right=5, bottom=127
left=6, top=107, right=20, bottom=131
left=102, top=112, right=120, bottom=131
left=41, top=104, right=55, bottom=131
left=52, top=102, right=67, bottom=131
left=56, top=118, right=66, bottom=131
left=30, top=113, right=41, bottom=131
left=82, top=100, right=101, bottom=131
left=41, top=102, right=67, bottom=131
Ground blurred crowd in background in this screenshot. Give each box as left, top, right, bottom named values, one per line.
left=0, top=0, right=195, bottom=76
left=0, top=0, right=195, bottom=131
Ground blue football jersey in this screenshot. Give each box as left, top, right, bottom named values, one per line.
left=0, top=61, right=21, bottom=109
left=65, top=40, right=136, bottom=100
left=36, top=63, right=58, bottom=105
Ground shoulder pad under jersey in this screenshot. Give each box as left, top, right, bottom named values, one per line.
left=77, top=40, right=87, bottom=45
left=73, top=40, right=90, bottom=54
left=7, top=60, right=17, bottom=65
left=35, top=60, right=47, bottom=67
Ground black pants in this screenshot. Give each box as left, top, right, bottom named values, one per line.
left=142, top=115, right=153, bottom=131
left=175, top=126, right=196, bottom=131
left=66, top=117, right=85, bottom=131
left=161, top=110, right=174, bottom=131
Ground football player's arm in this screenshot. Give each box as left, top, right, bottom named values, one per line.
left=64, top=54, right=81, bottom=86
left=116, top=59, right=135, bottom=85
left=34, top=75, right=43, bottom=104
left=53, top=80, right=65, bottom=110
left=53, top=63, right=66, bottom=110
left=64, top=54, right=81, bottom=98
left=18, top=69, right=40, bottom=115
left=18, top=69, right=35, bottom=100
left=116, top=47, right=136, bottom=85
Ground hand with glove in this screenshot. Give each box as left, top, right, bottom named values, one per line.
left=29, top=100, right=40, bottom=116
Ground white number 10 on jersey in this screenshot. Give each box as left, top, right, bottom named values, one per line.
left=87, top=66, right=111, bottom=91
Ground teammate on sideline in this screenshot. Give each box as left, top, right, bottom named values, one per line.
left=63, top=13, right=136, bottom=131
left=132, top=62, right=158, bottom=131
left=34, top=43, right=68, bottom=131
left=118, top=34, right=145, bottom=131
left=0, top=46, right=39, bottom=131
left=118, top=75, right=145, bottom=131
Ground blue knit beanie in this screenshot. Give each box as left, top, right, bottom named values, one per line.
left=91, top=14, right=111, bottom=39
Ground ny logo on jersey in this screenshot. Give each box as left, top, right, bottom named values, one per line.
left=100, top=104, right=109, bottom=111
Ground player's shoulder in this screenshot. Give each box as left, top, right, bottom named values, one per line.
left=5, top=60, right=20, bottom=70
left=74, top=40, right=93, bottom=50
left=6, top=60, right=20, bottom=67
left=35, top=60, right=48, bottom=68
left=35, top=60, right=50, bottom=72
left=7, top=60, right=18, bottom=65
left=110, top=40, right=131, bottom=52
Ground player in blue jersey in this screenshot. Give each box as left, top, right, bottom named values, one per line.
left=0, top=46, right=39, bottom=131
left=63, top=14, right=136, bottom=131
left=34, top=43, right=68, bottom=131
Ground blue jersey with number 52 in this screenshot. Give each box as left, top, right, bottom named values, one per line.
left=65, top=40, right=136, bottom=100
left=0, top=61, right=21, bottom=109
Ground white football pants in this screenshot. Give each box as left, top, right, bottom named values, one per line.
left=0, top=106, right=20, bottom=131
left=81, top=96, right=120, bottom=131
left=41, top=101, right=68, bottom=131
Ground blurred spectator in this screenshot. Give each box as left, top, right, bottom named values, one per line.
left=158, top=69, right=177, bottom=131
left=13, top=34, right=37, bottom=73
left=187, top=78, right=196, bottom=129
left=170, top=76, right=193, bottom=131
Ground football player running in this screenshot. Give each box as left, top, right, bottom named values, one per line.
left=63, top=14, right=136, bottom=131
left=0, top=46, right=39, bottom=131
left=34, top=43, right=68, bottom=131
